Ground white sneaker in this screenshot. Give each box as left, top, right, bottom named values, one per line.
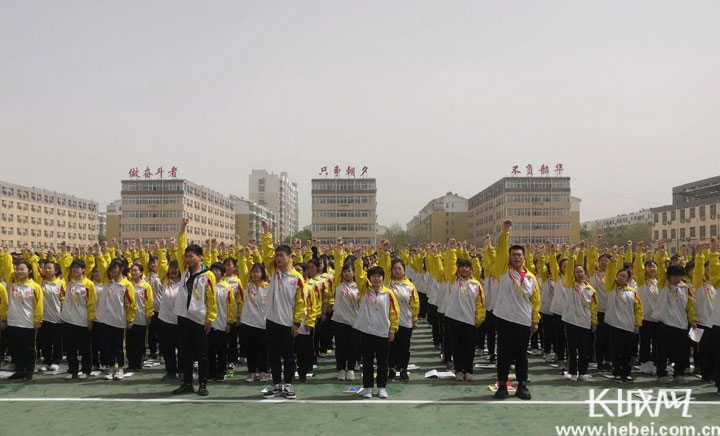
left=337, top=370, right=346, bottom=381
left=49, top=364, right=60, bottom=372
left=658, top=375, right=673, bottom=384
left=64, top=373, right=76, bottom=380
left=578, top=374, right=591, bottom=382
left=346, top=370, right=355, bottom=381
left=105, top=367, right=116, bottom=380
left=362, top=389, right=372, bottom=399
left=569, top=375, right=578, bottom=382
left=378, top=388, right=388, bottom=399
left=455, top=372, right=464, bottom=381
left=39, top=365, right=49, bottom=372
left=464, top=373, right=473, bottom=382
left=259, top=373, right=272, bottom=383
left=114, top=368, right=124, bottom=380
left=245, top=373, right=256, bottom=383
left=77, top=373, right=88, bottom=380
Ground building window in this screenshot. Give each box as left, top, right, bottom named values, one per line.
left=700, top=206, right=706, bottom=220
left=700, top=226, right=706, bottom=238
left=670, top=210, right=676, bottom=221
left=680, top=209, right=685, bottom=221
left=711, top=204, right=717, bottom=217
left=689, top=208, right=695, bottom=219
left=662, top=212, right=667, bottom=223
left=654, top=230, right=659, bottom=240
left=662, top=230, right=667, bottom=240
left=711, top=225, right=717, bottom=237
left=670, top=229, right=676, bottom=240
left=689, top=227, right=695, bottom=238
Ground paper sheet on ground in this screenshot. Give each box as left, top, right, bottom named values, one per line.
left=688, top=327, right=704, bottom=343
left=424, top=369, right=456, bottom=379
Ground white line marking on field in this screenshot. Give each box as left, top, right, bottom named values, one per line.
left=1, top=397, right=720, bottom=405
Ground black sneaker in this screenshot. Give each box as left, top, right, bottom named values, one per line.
left=161, top=373, right=177, bottom=382
left=489, top=355, right=497, bottom=364
left=197, top=384, right=209, bottom=396
left=172, top=383, right=195, bottom=395
left=7, top=372, right=24, bottom=381
left=23, top=373, right=33, bottom=381
left=298, top=373, right=307, bottom=383
left=388, top=369, right=396, bottom=381
left=494, top=384, right=509, bottom=400
left=399, top=370, right=409, bottom=382
left=263, top=385, right=283, bottom=398
left=282, top=384, right=296, bottom=400
left=515, top=382, right=532, bottom=400
left=621, top=376, right=634, bottom=383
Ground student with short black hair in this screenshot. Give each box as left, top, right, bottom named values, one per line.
left=35, top=259, right=64, bottom=373
left=208, top=262, right=236, bottom=381
left=61, top=259, right=97, bottom=379
left=127, top=263, right=153, bottom=371
left=492, top=220, right=540, bottom=401
left=172, top=218, right=218, bottom=397
left=352, top=253, right=399, bottom=399
left=238, top=257, right=270, bottom=383
left=260, top=220, right=307, bottom=400
left=0, top=253, right=43, bottom=381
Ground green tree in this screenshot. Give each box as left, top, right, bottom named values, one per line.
left=283, top=229, right=312, bottom=244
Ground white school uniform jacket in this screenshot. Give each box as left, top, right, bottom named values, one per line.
left=211, top=279, right=236, bottom=331
left=444, top=277, right=486, bottom=327
left=539, top=279, right=554, bottom=315
left=147, top=272, right=163, bottom=314
left=652, top=282, right=697, bottom=330
left=61, top=277, right=97, bottom=328
left=427, top=274, right=439, bottom=306
left=693, top=281, right=716, bottom=328
left=484, top=276, right=499, bottom=312
left=132, top=280, right=154, bottom=327
left=96, top=277, right=136, bottom=329
left=265, top=268, right=307, bottom=328
left=332, top=281, right=360, bottom=326
left=159, top=280, right=181, bottom=325
left=637, top=278, right=660, bottom=322
left=352, top=259, right=399, bottom=338
left=490, top=231, right=541, bottom=327
left=549, top=280, right=569, bottom=316
left=604, top=286, right=642, bottom=333
left=7, top=279, right=43, bottom=329
left=561, top=282, right=598, bottom=330
left=41, top=278, right=64, bottom=324
left=238, top=281, right=269, bottom=330
left=174, top=267, right=217, bottom=327
left=437, top=282, right=450, bottom=314
left=388, top=278, right=419, bottom=329
left=590, top=272, right=609, bottom=313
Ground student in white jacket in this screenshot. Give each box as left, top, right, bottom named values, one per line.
left=61, top=259, right=97, bottom=379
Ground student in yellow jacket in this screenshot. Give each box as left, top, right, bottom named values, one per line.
left=377, top=240, right=419, bottom=382
left=61, top=259, right=97, bottom=379
left=126, top=264, right=153, bottom=371
left=352, top=252, right=399, bottom=399
left=0, top=251, right=43, bottom=381
left=260, top=219, right=307, bottom=400
left=172, top=218, right=218, bottom=397
left=208, top=262, right=237, bottom=382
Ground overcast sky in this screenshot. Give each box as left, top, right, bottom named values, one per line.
left=2, top=0, right=719, bottom=228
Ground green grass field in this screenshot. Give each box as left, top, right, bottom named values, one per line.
left=1, top=324, right=718, bottom=436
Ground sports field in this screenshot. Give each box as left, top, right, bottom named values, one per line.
left=1, top=324, right=718, bottom=436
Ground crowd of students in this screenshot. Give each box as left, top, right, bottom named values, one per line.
left=1, top=218, right=719, bottom=399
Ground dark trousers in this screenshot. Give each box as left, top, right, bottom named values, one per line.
left=389, top=326, right=413, bottom=371
left=448, top=317, right=477, bottom=374
left=427, top=304, right=440, bottom=346
left=566, top=323, right=591, bottom=376
left=148, top=312, right=160, bottom=357
left=334, top=321, right=360, bottom=371
left=38, top=321, right=62, bottom=364
left=178, top=316, right=208, bottom=385
left=100, top=323, right=125, bottom=367
left=639, top=320, right=657, bottom=364
left=418, top=292, right=428, bottom=319
left=227, top=323, right=240, bottom=364
left=496, top=317, right=530, bottom=383
left=313, top=318, right=322, bottom=361
left=0, top=328, right=9, bottom=359
left=295, top=333, right=314, bottom=378
left=711, top=326, right=720, bottom=388
left=552, top=314, right=567, bottom=361
left=7, top=326, right=35, bottom=376
left=655, top=322, right=689, bottom=378
left=266, top=319, right=295, bottom=385
left=540, top=313, right=555, bottom=354
left=485, top=310, right=496, bottom=356
left=126, top=324, right=147, bottom=369
left=321, top=312, right=334, bottom=352
left=698, top=325, right=715, bottom=381
left=64, top=323, right=91, bottom=376
left=439, top=313, right=453, bottom=363
left=159, top=319, right=180, bottom=375
left=609, top=325, right=635, bottom=377
left=595, top=312, right=611, bottom=365
left=208, top=328, right=228, bottom=379
left=242, top=324, right=268, bottom=374
left=91, top=321, right=104, bottom=367
left=361, top=332, right=389, bottom=388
